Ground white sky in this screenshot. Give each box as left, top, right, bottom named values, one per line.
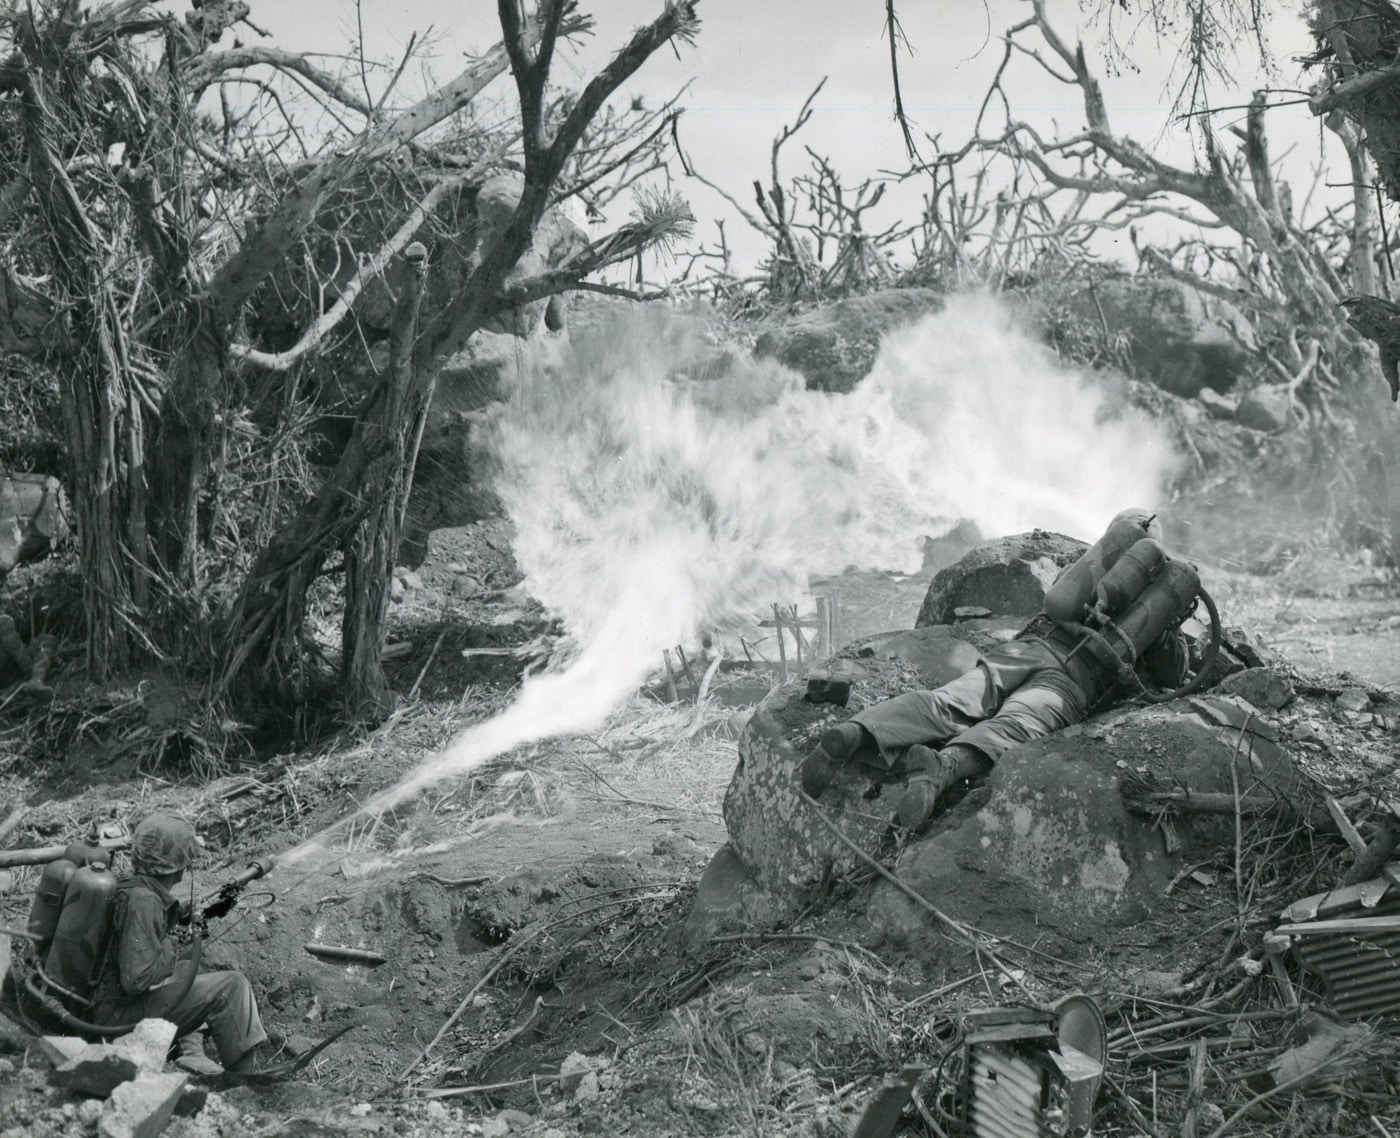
left=247, top=1, right=1342, bottom=272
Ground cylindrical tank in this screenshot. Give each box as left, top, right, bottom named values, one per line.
left=26, top=856, right=80, bottom=951
left=1109, top=557, right=1201, bottom=660
left=27, top=844, right=111, bottom=951
left=1043, top=509, right=1159, bottom=624
left=1093, top=538, right=1166, bottom=620
left=44, top=862, right=117, bottom=999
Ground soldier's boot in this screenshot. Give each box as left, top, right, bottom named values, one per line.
left=227, top=1039, right=283, bottom=1076
left=897, top=744, right=993, bottom=830
left=174, top=1031, right=224, bottom=1076
left=800, top=722, right=869, bottom=799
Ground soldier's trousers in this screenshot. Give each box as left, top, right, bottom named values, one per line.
left=91, top=966, right=267, bottom=1065
left=851, top=637, right=1088, bottom=764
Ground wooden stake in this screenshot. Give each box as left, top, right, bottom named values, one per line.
left=771, top=604, right=788, bottom=682
left=661, top=649, right=679, bottom=702
left=674, top=645, right=698, bottom=691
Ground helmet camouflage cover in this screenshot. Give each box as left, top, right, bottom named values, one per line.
left=131, top=813, right=200, bottom=874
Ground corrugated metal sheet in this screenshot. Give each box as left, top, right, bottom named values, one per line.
left=1283, top=870, right=1400, bottom=1017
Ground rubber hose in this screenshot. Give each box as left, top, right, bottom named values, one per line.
left=22, top=935, right=205, bottom=1039
left=1141, top=585, right=1221, bottom=704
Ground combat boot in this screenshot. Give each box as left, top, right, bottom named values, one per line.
left=227, top=1039, right=283, bottom=1075
left=174, top=1031, right=224, bottom=1076
left=896, top=744, right=993, bottom=830
left=896, top=745, right=945, bottom=829
left=800, top=722, right=867, bottom=798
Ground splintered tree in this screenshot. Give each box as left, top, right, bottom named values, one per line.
left=884, top=0, right=1382, bottom=419
left=0, top=0, right=698, bottom=716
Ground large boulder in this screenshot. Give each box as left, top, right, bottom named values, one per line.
left=1060, top=277, right=1256, bottom=397
left=752, top=289, right=945, bottom=392
left=686, top=668, right=1316, bottom=954
left=869, top=696, right=1308, bottom=945
left=916, top=530, right=1086, bottom=627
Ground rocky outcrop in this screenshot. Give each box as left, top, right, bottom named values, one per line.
left=1062, top=277, right=1256, bottom=397
left=915, top=529, right=1086, bottom=627
left=686, top=668, right=1316, bottom=953
left=752, top=289, right=945, bottom=392
left=868, top=696, right=1307, bottom=943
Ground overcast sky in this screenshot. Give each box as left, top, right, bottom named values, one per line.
left=250, top=1, right=1336, bottom=272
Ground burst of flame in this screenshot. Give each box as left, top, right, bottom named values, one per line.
left=304, top=292, right=1182, bottom=837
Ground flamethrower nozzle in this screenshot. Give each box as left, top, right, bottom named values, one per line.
left=229, top=856, right=277, bottom=889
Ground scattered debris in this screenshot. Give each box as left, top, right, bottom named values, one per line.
left=52, top=1018, right=177, bottom=1097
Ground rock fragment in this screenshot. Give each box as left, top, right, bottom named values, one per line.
left=98, top=1071, right=188, bottom=1138
left=54, top=1019, right=177, bottom=1097
left=1218, top=667, right=1295, bottom=710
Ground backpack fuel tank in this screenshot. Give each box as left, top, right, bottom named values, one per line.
left=1043, top=509, right=1159, bottom=625
left=42, top=861, right=117, bottom=1001
left=26, top=841, right=111, bottom=952
left=1083, top=557, right=1202, bottom=675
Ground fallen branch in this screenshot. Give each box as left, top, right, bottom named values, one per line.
left=393, top=921, right=547, bottom=1086
left=0, top=805, right=25, bottom=844
left=0, top=836, right=130, bottom=869
left=1202, top=1037, right=1373, bottom=1138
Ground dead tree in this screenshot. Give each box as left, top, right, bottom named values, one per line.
left=219, top=0, right=699, bottom=715
left=939, top=0, right=1368, bottom=402
left=0, top=0, right=700, bottom=709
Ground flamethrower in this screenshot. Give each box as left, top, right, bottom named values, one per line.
left=176, top=856, right=277, bottom=942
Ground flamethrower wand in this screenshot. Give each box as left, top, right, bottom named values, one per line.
left=175, top=856, right=277, bottom=944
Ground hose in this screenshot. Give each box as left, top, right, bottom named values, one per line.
left=1141, top=585, right=1222, bottom=704
left=21, top=935, right=204, bottom=1039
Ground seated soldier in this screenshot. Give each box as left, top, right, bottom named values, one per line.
left=801, top=510, right=1199, bottom=829
left=89, top=813, right=277, bottom=1075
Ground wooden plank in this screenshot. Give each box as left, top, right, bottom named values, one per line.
left=1326, top=796, right=1368, bottom=855
left=1276, top=916, right=1400, bottom=935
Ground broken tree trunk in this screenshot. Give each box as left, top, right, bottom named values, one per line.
left=218, top=250, right=436, bottom=716
left=339, top=243, right=431, bottom=720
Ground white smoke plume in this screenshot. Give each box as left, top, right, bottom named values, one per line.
left=359, top=291, right=1181, bottom=813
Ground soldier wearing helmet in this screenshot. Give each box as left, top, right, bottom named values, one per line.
left=89, top=813, right=273, bottom=1075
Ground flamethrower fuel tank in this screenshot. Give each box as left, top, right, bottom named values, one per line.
left=1093, top=537, right=1166, bottom=619
left=1043, top=509, right=1159, bottom=625
left=44, top=862, right=117, bottom=1000
left=26, top=842, right=111, bottom=952
left=1089, top=556, right=1201, bottom=672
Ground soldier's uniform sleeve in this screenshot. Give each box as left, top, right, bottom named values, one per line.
left=116, top=889, right=178, bottom=997
left=1140, top=629, right=1189, bottom=689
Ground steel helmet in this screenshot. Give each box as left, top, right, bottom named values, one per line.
left=131, top=814, right=200, bottom=875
